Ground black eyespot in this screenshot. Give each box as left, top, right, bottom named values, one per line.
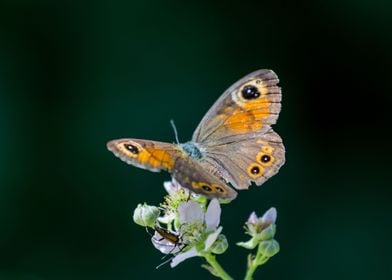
left=241, top=85, right=260, bottom=100
left=202, top=185, right=212, bottom=192
left=251, top=166, right=260, bottom=174
left=215, top=186, right=225, bottom=193
left=124, top=144, right=139, bottom=154
left=261, top=155, right=271, bottom=163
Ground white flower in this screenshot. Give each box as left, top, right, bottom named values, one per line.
left=246, top=207, right=277, bottom=236
left=158, top=180, right=190, bottom=224
left=237, top=207, right=278, bottom=250
left=170, top=199, right=222, bottom=267
left=163, top=179, right=187, bottom=196
left=149, top=198, right=222, bottom=268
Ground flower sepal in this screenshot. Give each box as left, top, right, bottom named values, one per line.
left=210, top=234, right=228, bottom=254
left=237, top=237, right=259, bottom=250
left=258, top=224, right=276, bottom=241
left=258, top=239, right=280, bottom=257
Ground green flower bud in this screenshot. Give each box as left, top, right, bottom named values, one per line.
left=210, top=234, right=228, bottom=254
left=133, top=203, right=160, bottom=228
left=258, top=239, right=280, bottom=257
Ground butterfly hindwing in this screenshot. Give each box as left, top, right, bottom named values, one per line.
left=173, top=156, right=237, bottom=200
left=199, top=130, right=285, bottom=190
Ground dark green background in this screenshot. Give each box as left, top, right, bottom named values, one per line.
left=1, top=1, right=391, bottom=279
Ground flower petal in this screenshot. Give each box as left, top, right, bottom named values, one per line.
left=247, top=211, right=258, bottom=224
left=157, top=212, right=176, bottom=224
left=178, top=200, right=203, bottom=224
left=163, top=180, right=180, bottom=195
left=204, top=226, right=223, bottom=251
left=170, top=247, right=199, bottom=267
left=151, top=231, right=181, bottom=254
left=261, top=207, right=277, bottom=225
left=205, top=199, right=221, bottom=230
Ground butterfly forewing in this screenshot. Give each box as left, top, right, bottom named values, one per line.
left=192, top=69, right=281, bottom=144
left=107, top=139, right=183, bottom=172
left=191, top=69, right=285, bottom=190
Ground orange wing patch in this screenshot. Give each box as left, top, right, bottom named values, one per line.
left=145, top=148, right=175, bottom=170
left=223, top=77, right=280, bottom=134
left=225, top=100, right=271, bottom=133
left=107, top=139, right=181, bottom=172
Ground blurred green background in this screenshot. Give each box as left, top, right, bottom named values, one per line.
left=0, top=0, right=391, bottom=279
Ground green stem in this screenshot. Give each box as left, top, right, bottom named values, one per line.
left=244, top=260, right=257, bottom=280
left=244, top=241, right=272, bottom=280
left=244, top=256, right=268, bottom=280
left=203, top=253, right=233, bottom=280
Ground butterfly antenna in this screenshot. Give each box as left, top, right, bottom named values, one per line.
left=170, top=119, right=180, bottom=144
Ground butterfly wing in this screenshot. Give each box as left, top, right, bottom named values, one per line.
left=173, top=156, right=237, bottom=200
left=199, top=130, right=285, bottom=190
left=107, top=138, right=237, bottom=200
left=193, top=69, right=281, bottom=144
left=192, top=69, right=285, bottom=190
left=107, top=138, right=183, bottom=172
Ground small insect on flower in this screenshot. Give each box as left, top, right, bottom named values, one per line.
left=155, top=226, right=179, bottom=245
left=152, top=225, right=185, bottom=255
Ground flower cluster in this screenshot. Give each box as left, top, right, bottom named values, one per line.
left=132, top=179, right=280, bottom=279
left=133, top=180, right=227, bottom=268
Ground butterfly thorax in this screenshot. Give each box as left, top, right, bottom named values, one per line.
left=181, top=142, right=203, bottom=159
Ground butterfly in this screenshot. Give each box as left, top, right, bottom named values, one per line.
left=107, top=69, right=285, bottom=200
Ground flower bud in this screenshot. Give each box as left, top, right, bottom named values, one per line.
left=133, top=203, right=160, bottom=228
left=258, top=239, right=280, bottom=257
left=210, top=234, right=228, bottom=254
